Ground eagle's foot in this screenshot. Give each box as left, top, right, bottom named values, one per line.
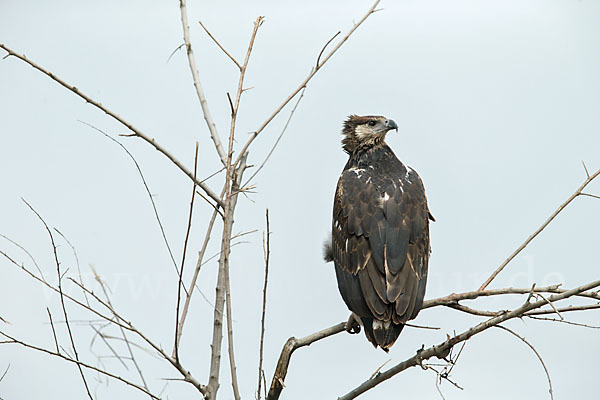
left=345, top=313, right=361, bottom=334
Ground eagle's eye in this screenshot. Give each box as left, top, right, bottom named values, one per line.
left=367, top=120, right=377, bottom=127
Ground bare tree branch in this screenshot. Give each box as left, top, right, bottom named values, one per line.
left=242, top=87, right=307, bottom=188
left=526, top=316, right=600, bottom=329
left=267, top=322, right=347, bottom=400
left=174, top=142, right=199, bottom=361
left=93, top=271, right=151, bottom=393
left=207, top=154, right=248, bottom=400
left=0, top=330, right=160, bottom=399
left=495, top=326, right=554, bottom=400
left=479, top=167, right=600, bottom=291
left=257, top=209, right=270, bottom=400
left=224, top=247, right=241, bottom=400
left=78, top=121, right=183, bottom=285
left=0, top=233, right=44, bottom=281
left=421, top=284, right=600, bottom=310
left=22, top=200, right=93, bottom=400
left=198, top=20, right=242, bottom=70
left=53, top=228, right=90, bottom=307
left=204, top=14, right=263, bottom=398
left=176, top=205, right=221, bottom=344
left=46, top=308, right=60, bottom=354
left=178, top=0, right=228, bottom=167
left=0, top=43, right=225, bottom=209
left=232, top=0, right=382, bottom=169
left=338, top=279, right=600, bottom=400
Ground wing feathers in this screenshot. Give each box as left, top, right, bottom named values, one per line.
left=332, top=145, right=430, bottom=349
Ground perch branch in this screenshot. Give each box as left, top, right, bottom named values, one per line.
left=267, top=322, right=346, bottom=400
left=338, top=279, right=600, bottom=399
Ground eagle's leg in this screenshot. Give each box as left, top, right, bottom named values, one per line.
left=345, top=312, right=362, bottom=334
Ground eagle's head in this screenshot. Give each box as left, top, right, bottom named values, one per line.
left=341, top=115, right=398, bottom=154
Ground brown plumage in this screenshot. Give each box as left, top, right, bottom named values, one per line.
left=327, top=115, right=432, bottom=351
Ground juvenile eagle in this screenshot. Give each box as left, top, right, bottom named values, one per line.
left=325, top=115, right=432, bottom=351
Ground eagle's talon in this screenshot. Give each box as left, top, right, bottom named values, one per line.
left=345, top=313, right=362, bottom=334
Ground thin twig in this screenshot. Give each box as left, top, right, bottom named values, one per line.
left=46, top=308, right=60, bottom=354
left=0, top=43, right=224, bottom=209
left=53, top=228, right=90, bottom=307
left=527, top=316, right=600, bottom=329
left=257, top=209, right=270, bottom=400
left=178, top=1, right=228, bottom=167
left=174, top=142, right=199, bottom=361
left=232, top=0, right=382, bottom=169
left=536, top=293, right=564, bottom=320
left=196, top=190, right=225, bottom=219
left=495, top=326, right=554, bottom=400
left=199, top=20, right=242, bottom=70
left=176, top=206, right=221, bottom=343
left=22, top=200, right=93, bottom=400
left=241, top=87, right=306, bottom=188
left=369, top=359, right=391, bottom=380
left=89, top=324, right=130, bottom=371
left=0, top=364, right=8, bottom=383
left=2, top=245, right=207, bottom=394
left=0, top=233, right=44, bottom=280
left=316, top=31, right=341, bottom=67
left=93, top=271, right=150, bottom=392
left=0, top=331, right=160, bottom=399
left=580, top=192, right=600, bottom=200
left=582, top=160, right=590, bottom=178
left=79, top=121, right=184, bottom=286
left=479, top=167, right=600, bottom=291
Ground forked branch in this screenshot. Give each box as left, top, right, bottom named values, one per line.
left=338, top=279, right=600, bottom=399
left=232, top=0, right=382, bottom=169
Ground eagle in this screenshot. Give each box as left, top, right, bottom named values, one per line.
left=324, top=115, right=433, bottom=351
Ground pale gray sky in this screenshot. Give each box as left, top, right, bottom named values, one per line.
left=1, top=1, right=599, bottom=399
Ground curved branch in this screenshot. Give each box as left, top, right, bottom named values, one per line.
left=267, top=322, right=346, bottom=400
left=495, top=326, right=554, bottom=400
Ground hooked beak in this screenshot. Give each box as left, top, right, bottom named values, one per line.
left=385, top=119, right=398, bottom=132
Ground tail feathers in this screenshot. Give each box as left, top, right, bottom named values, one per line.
left=362, top=317, right=404, bottom=352
left=323, top=236, right=334, bottom=263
